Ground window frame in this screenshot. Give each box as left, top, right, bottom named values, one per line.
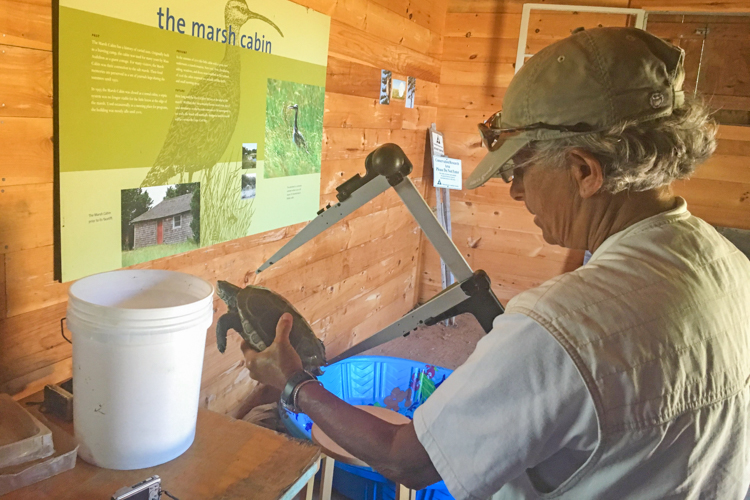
left=515, top=4, right=647, bottom=74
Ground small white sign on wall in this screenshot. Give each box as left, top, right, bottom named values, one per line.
left=433, top=156, right=462, bottom=190
left=431, top=129, right=444, bottom=157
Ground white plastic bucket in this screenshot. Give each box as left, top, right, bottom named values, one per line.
left=67, top=269, right=214, bottom=470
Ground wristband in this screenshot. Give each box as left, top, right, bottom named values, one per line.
left=290, top=378, right=321, bottom=413
left=280, top=370, right=320, bottom=413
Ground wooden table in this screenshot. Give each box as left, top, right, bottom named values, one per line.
left=4, top=393, right=320, bottom=500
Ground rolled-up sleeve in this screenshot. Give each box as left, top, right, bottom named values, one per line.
left=413, top=313, right=594, bottom=500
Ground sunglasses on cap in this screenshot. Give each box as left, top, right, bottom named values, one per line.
left=477, top=111, right=595, bottom=152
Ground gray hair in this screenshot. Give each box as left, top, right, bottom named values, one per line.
left=523, top=97, right=718, bottom=194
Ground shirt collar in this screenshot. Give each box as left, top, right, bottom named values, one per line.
left=588, top=197, right=689, bottom=264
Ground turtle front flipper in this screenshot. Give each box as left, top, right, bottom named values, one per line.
left=216, top=312, right=244, bottom=354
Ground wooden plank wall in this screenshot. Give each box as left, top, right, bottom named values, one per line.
left=422, top=0, right=597, bottom=305
left=421, top=0, right=750, bottom=306
left=0, top=0, right=448, bottom=416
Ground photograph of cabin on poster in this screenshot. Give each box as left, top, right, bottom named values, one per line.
left=121, top=183, right=201, bottom=266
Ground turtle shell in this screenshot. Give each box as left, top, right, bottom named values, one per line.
left=236, top=285, right=326, bottom=374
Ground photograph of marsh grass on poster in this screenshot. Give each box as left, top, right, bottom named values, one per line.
left=264, top=78, right=324, bottom=179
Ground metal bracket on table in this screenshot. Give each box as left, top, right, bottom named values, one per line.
left=256, top=143, right=504, bottom=364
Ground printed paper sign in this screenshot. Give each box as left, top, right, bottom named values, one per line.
left=433, top=156, right=462, bottom=190
left=430, top=129, right=444, bottom=157
left=405, top=77, right=416, bottom=109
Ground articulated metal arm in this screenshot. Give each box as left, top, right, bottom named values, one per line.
left=256, top=144, right=504, bottom=364
left=328, top=270, right=502, bottom=364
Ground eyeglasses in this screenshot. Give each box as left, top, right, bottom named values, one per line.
left=477, top=111, right=595, bottom=152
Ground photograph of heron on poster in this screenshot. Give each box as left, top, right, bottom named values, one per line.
left=264, top=79, right=324, bottom=178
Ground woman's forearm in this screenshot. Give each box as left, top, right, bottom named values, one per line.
left=296, top=382, right=440, bottom=489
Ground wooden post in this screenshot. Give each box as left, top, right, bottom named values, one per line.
left=429, top=123, right=455, bottom=326
left=395, top=484, right=415, bottom=500
left=298, top=457, right=319, bottom=500
left=318, top=454, right=335, bottom=500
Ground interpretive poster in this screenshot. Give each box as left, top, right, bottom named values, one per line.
left=55, top=0, right=330, bottom=281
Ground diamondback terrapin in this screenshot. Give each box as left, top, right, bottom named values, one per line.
left=216, top=281, right=326, bottom=375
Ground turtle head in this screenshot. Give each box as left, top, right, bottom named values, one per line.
left=217, top=281, right=242, bottom=311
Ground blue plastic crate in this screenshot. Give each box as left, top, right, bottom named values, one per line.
left=281, top=355, right=454, bottom=500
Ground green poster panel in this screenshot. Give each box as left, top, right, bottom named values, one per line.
left=55, top=0, right=330, bottom=281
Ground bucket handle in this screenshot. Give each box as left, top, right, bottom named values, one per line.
left=60, top=317, right=72, bottom=344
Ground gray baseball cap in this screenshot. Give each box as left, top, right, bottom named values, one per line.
left=468, top=27, right=686, bottom=189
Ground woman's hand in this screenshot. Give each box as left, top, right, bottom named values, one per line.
left=241, top=312, right=303, bottom=391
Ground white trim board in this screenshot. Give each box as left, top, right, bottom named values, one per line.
left=515, top=3, right=647, bottom=74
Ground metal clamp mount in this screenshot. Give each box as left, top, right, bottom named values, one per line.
left=336, top=143, right=414, bottom=201
left=256, top=143, right=505, bottom=364
left=424, top=270, right=502, bottom=333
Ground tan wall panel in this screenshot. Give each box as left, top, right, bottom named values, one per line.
left=370, top=0, right=448, bottom=34
left=5, top=245, right=69, bottom=317
left=674, top=178, right=750, bottom=224
left=684, top=203, right=750, bottom=230
left=442, top=36, right=518, bottom=63
left=0, top=255, right=5, bottom=319
left=447, top=0, right=628, bottom=14
left=0, top=44, right=52, bottom=117
left=714, top=139, right=750, bottom=157
left=324, top=92, right=437, bottom=131
left=631, top=0, right=750, bottom=12
left=295, top=246, right=415, bottom=324
left=363, top=1, right=443, bottom=57
left=325, top=92, right=407, bottom=129
left=294, top=0, right=443, bottom=56
left=0, top=0, right=51, bottom=50
left=415, top=79, right=440, bottom=107
left=1, top=357, right=72, bottom=401
left=0, top=301, right=70, bottom=394
left=323, top=267, right=417, bottom=355
left=292, top=0, right=368, bottom=31
left=451, top=224, right=583, bottom=263
left=440, top=60, right=515, bottom=87
left=325, top=56, right=382, bottom=99
left=0, top=183, right=53, bottom=254
left=258, top=224, right=418, bottom=304
left=692, top=154, right=750, bottom=184
left=438, top=107, right=494, bottom=134
left=718, top=125, right=750, bottom=141
left=323, top=127, right=425, bottom=160
left=438, top=84, right=506, bottom=110
left=445, top=13, right=521, bottom=38
left=0, top=117, right=53, bottom=186
left=329, top=20, right=441, bottom=81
